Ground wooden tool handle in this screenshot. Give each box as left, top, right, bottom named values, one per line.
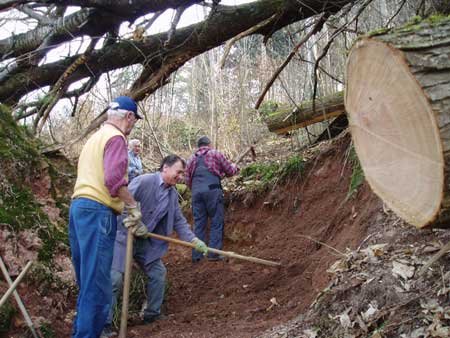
left=145, top=232, right=281, bottom=267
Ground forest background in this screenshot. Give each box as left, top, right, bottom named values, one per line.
left=2, top=0, right=440, bottom=166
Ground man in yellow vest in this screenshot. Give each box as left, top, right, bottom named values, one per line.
left=69, top=96, right=143, bottom=338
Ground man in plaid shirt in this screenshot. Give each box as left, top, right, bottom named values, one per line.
left=185, top=136, right=239, bottom=262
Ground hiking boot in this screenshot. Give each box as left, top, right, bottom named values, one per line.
left=100, top=325, right=116, bottom=338
left=143, top=314, right=167, bottom=324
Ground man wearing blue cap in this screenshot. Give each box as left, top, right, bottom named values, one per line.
left=69, top=96, right=144, bottom=338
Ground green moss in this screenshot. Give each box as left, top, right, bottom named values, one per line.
left=0, top=185, right=50, bottom=230
left=29, top=262, right=73, bottom=296
left=347, top=147, right=365, bottom=198
left=0, top=104, right=40, bottom=162
left=367, top=15, right=450, bottom=40
left=367, top=27, right=391, bottom=37
left=407, top=15, right=423, bottom=25
left=0, top=299, right=16, bottom=332
left=259, top=101, right=279, bottom=117
left=396, top=14, right=450, bottom=33
left=38, top=224, right=68, bottom=262
left=424, top=14, right=450, bottom=24
left=0, top=184, right=65, bottom=263
left=0, top=104, right=70, bottom=264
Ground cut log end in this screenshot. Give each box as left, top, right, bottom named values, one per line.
left=345, top=38, right=445, bottom=228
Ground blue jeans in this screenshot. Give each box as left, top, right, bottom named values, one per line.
left=191, top=189, right=224, bottom=261
left=106, top=257, right=167, bottom=325
left=69, top=198, right=117, bottom=338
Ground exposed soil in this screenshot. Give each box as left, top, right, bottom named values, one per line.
left=2, top=135, right=448, bottom=338
left=123, top=136, right=384, bottom=338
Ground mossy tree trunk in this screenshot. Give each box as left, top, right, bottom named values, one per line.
left=263, top=91, right=345, bottom=134
left=346, top=16, right=450, bottom=228
left=0, top=0, right=355, bottom=105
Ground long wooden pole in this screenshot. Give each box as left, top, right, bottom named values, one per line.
left=118, top=228, right=134, bottom=338
left=0, top=257, right=38, bottom=338
left=419, top=240, right=450, bottom=276
left=144, top=232, right=281, bottom=267
left=0, top=261, right=33, bottom=308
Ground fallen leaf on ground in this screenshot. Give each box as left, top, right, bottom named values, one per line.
left=392, top=261, right=415, bottom=280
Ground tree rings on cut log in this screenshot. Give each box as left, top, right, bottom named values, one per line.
left=345, top=38, right=444, bottom=228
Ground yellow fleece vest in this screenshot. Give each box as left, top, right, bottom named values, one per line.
left=72, top=124, right=127, bottom=213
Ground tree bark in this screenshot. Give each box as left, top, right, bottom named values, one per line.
left=345, top=17, right=450, bottom=228
left=0, top=1, right=201, bottom=58
left=0, top=0, right=354, bottom=105
left=263, top=91, right=345, bottom=134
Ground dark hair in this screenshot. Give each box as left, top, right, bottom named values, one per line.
left=197, top=135, right=211, bottom=148
left=159, top=154, right=186, bottom=171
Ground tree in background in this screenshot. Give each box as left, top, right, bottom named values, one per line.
left=0, top=0, right=446, bottom=165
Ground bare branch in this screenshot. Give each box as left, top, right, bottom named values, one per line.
left=219, top=13, right=278, bottom=69
left=0, top=8, right=95, bottom=58
left=165, top=5, right=187, bottom=46
left=312, top=0, right=373, bottom=113
left=295, top=55, right=343, bottom=84
left=254, top=13, right=327, bottom=110
left=386, top=0, right=408, bottom=27
left=140, top=10, right=164, bottom=31
left=18, top=4, right=53, bottom=24
left=1, top=0, right=356, bottom=106
left=0, top=0, right=31, bottom=12
left=0, top=1, right=202, bottom=59
left=34, top=37, right=99, bottom=134
left=33, top=0, right=201, bottom=12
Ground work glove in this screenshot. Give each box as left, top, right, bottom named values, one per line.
left=191, top=238, right=208, bottom=255
left=132, top=221, right=148, bottom=238
left=123, top=203, right=142, bottom=229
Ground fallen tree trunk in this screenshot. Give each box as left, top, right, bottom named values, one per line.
left=263, top=91, right=345, bottom=134
left=314, top=114, right=348, bottom=144
left=345, top=17, right=450, bottom=228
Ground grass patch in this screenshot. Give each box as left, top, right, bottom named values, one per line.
left=240, top=162, right=280, bottom=184
left=280, top=155, right=305, bottom=180
left=240, top=155, right=306, bottom=191
left=112, top=269, right=148, bottom=328
left=39, top=321, right=56, bottom=338
left=0, top=299, right=16, bottom=333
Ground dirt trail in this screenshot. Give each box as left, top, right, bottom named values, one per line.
left=130, top=137, right=384, bottom=338
left=0, top=136, right=387, bottom=338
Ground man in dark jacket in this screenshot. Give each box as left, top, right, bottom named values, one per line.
left=185, top=136, right=239, bottom=262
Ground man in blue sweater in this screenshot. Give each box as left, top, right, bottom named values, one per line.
left=102, top=155, right=207, bottom=336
